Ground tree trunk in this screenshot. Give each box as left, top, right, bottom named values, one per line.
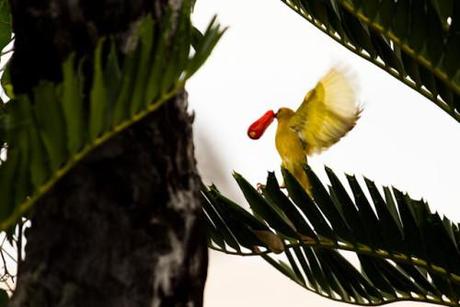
left=8, top=1, right=207, bottom=306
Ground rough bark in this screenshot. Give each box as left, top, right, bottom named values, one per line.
left=9, top=0, right=151, bottom=93
left=8, top=0, right=207, bottom=306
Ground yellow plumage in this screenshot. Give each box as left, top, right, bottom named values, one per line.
left=275, top=67, right=361, bottom=194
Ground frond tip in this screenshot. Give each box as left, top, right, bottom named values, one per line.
left=204, top=166, right=460, bottom=306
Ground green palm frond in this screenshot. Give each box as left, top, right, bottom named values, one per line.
left=204, top=167, right=460, bottom=306
left=0, top=0, right=11, bottom=52
left=0, top=3, right=225, bottom=231
left=0, top=0, right=13, bottom=105
left=0, top=289, right=7, bottom=305
left=282, top=0, right=460, bottom=122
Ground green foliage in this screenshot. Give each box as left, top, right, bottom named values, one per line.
left=204, top=167, right=460, bottom=306
left=282, top=0, right=460, bottom=122
left=0, top=0, right=11, bottom=53
left=0, top=3, right=224, bottom=231
left=0, top=289, right=8, bottom=306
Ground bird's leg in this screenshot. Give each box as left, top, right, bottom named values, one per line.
left=256, top=183, right=266, bottom=193
left=258, top=182, right=287, bottom=191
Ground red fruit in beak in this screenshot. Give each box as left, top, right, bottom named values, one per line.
left=247, top=110, right=276, bottom=139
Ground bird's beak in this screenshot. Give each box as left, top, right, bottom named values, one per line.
left=247, top=110, right=276, bottom=140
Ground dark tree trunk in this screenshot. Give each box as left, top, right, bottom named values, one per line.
left=8, top=1, right=207, bottom=306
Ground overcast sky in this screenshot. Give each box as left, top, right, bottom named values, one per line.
left=187, top=0, right=460, bottom=307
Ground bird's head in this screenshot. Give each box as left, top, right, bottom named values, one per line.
left=275, top=107, right=295, bottom=121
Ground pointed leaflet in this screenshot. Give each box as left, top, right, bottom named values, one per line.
left=324, top=250, right=383, bottom=302
left=443, top=217, right=459, bottom=251
left=284, top=244, right=306, bottom=286
left=12, top=99, right=32, bottom=206
left=393, top=189, right=426, bottom=260
left=369, top=32, right=405, bottom=76
left=302, top=247, right=332, bottom=296
left=430, top=0, right=453, bottom=30
left=201, top=190, right=240, bottom=252
left=441, top=31, right=460, bottom=81
left=282, top=168, right=335, bottom=240
left=340, top=9, right=376, bottom=58
left=314, top=254, right=347, bottom=300
left=160, top=1, right=191, bottom=95
left=208, top=186, right=271, bottom=232
left=407, top=1, right=428, bottom=54
left=325, top=167, right=368, bottom=245
left=0, top=0, right=11, bottom=52
left=262, top=171, right=315, bottom=238
left=364, top=178, right=404, bottom=253
left=103, top=42, right=122, bottom=125
left=206, top=187, right=275, bottom=252
left=358, top=255, right=396, bottom=295
left=205, top=217, right=225, bottom=249
left=356, top=1, right=380, bottom=21
left=26, top=105, right=49, bottom=188
left=144, top=9, right=170, bottom=103
left=317, top=250, right=369, bottom=303
left=346, top=174, right=383, bottom=249
left=398, top=263, right=441, bottom=296
left=34, top=82, right=67, bottom=171
left=89, top=39, right=109, bottom=141
left=306, top=167, right=353, bottom=242
left=425, top=213, right=460, bottom=276
left=430, top=272, right=459, bottom=303
left=0, top=148, right=18, bottom=221
left=233, top=172, right=298, bottom=238
left=130, top=16, right=154, bottom=115
left=292, top=246, right=318, bottom=291
left=0, top=64, right=12, bottom=106
left=112, top=48, right=139, bottom=125
left=185, top=16, right=225, bottom=78
left=391, top=0, right=410, bottom=43
left=61, top=54, right=85, bottom=154
left=371, top=259, right=427, bottom=295
left=262, top=254, right=304, bottom=286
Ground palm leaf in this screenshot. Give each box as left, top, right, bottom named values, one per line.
left=0, top=2, right=225, bottom=231
left=281, top=0, right=460, bottom=122
left=0, top=0, right=11, bottom=53
left=205, top=167, right=460, bottom=306
left=0, top=0, right=13, bottom=107
left=0, top=289, right=7, bottom=305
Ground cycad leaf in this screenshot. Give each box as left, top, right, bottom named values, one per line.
left=281, top=0, right=460, bottom=122
left=61, top=54, right=85, bottom=154
left=0, top=2, right=224, bottom=231
left=33, top=82, right=67, bottom=171
left=206, top=166, right=460, bottom=306
left=0, top=0, right=11, bottom=52
left=89, top=39, right=109, bottom=141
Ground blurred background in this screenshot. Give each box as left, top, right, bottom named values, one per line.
left=187, top=0, right=460, bottom=306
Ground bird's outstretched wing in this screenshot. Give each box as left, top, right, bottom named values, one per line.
left=289, top=67, right=361, bottom=155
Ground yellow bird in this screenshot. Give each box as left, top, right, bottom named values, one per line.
left=248, top=67, right=361, bottom=194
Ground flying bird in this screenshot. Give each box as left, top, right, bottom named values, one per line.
left=247, top=67, right=361, bottom=194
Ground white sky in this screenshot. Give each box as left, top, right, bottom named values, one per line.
left=188, top=0, right=460, bottom=306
